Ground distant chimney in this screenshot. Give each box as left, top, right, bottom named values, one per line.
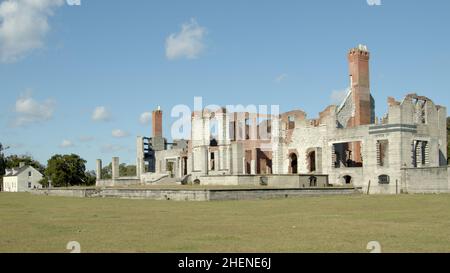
left=19, top=162, right=25, bottom=168
left=152, top=107, right=163, bottom=138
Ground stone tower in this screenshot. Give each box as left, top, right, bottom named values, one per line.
left=348, top=44, right=373, bottom=127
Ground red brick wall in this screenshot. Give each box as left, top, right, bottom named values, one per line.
left=152, top=110, right=163, bottom=137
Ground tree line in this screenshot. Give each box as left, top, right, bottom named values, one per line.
left=0, top=142, right=136, bottom=188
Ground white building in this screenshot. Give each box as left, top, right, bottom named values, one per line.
left=2, top=163, right=43, bottom=192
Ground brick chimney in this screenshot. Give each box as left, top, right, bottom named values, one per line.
left=152, top=106, right=163, bottom=138
left=348, top=44, right=373, bottom=127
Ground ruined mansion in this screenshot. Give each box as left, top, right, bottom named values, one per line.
left=96, top=45, right=450, bottom=194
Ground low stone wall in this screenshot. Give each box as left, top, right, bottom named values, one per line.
left=100, top=188, right=209, bottom=201
left=199, top=174, right=329, bottom=188
left=402, top=167, right=449, bottom=193
left=32, top=188, right=100, bottom=198
left=208, top=187, right=356, bottom=201
left=32, top=187, right=357, bottom=201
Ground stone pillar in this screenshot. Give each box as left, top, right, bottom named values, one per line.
left=188, top=154, right=193, bottom=173
left=226, top=146, right=231, bottom=172
left=136, top=137, right=145, bottom=179
left=251, top=149, right=257, bottom=174
left=250, top=115, right=258, bottom=140
left=214, top=151, right=219, bottom=171
left=271, top=116, right=284, bottom=174
left=96, top=159, right=102, bottom=180
left=217, top=110, right=230, bottom=172
left=250, top=160, right=256, bottom=174
left=202, top=146, right=209, bottom=175
left=112, top=157, right=120, bottom=180
left=231, top=143, right=244, bottom=175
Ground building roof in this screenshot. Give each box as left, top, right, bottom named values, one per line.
left=3, top=165, right=34, bottom=177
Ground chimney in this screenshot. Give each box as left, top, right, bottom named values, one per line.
left=19, top=162, right=25, bottom=168
left=348, top=44, right=373, bottom=127
left=152, top=106, right=163, bottom=138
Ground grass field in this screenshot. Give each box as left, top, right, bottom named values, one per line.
left=1, top=193, right=450, bottom=253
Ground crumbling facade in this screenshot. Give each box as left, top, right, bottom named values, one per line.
left=99, top=45, right=449, bottom=194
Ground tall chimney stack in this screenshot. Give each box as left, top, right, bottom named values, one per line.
left=348, top=44, right=373, bottom=127
left=152, top=106, right=163, bottom=138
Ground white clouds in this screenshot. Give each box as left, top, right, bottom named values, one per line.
left=275, top=74, right=288, bottom=83
left=139, top=112, right=151, bottom=125
left=330, top=89, right=350, bottom=105
left=59, top=139, right=74, bottom=148
left=166, top=18, right=206, bottom=60
left=112, top=129, right=129, bottom=138
left=366, top=0, right=382, bottom=6
left=0, top=0, right=64, bottom=63
left=13, top=91, right=55, bottom=127
left=92, top=106, right=111, bottom=122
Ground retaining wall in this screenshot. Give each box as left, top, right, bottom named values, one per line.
left=32, top=187, right=357, bottom=201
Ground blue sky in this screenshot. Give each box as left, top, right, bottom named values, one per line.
left=1, top=0, right=449, bottom=170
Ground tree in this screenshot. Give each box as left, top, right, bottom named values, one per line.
left=447, top=117, right=450, bottom=164
left=101, top=163, right=136, bottom=179
left=5, top=154, right=45, bottom=173
left=0, top=143, right=6, bottom=177
left=119, top=163, right=136, bottom=177
left=43, top=154, right=88, bottom=187
left=84, top=170, right=97, bottom=186
left=101, top=163, right=112, bottom=179
left=0, top=143, right=6, bottom=191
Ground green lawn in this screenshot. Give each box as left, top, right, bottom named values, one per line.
left=1, top=193, right=450, bottom=253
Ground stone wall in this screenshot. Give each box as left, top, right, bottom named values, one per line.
left=198, top=174, right=329, bottom=188
left=336, top=90, right=354, bottom=128
left=101, top=189, right=209, bottom=201
left=209, top=188, right=356, bottom=201
left=32, top=187, right=357, bottom=201
left=402, top=167, right=449, bottom=193
left=96, top=178, right=141, bottom=187
left=32, top=188, right=100, bottom=198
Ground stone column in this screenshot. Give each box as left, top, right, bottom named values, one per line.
left=271, top=116, right=284, bottom=175
left=250, top=115, right=258, bottom=141
left=136, top=137, right=145, bottom=179
left=231, top=143, right=244, bottom=175
left=251, top=149, right=257, bottom=174
left=202, top=146, right=209, bottom=175
left=112, top=157, right=120, bottom=180
left=96, top=159, right=102, bottom=180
